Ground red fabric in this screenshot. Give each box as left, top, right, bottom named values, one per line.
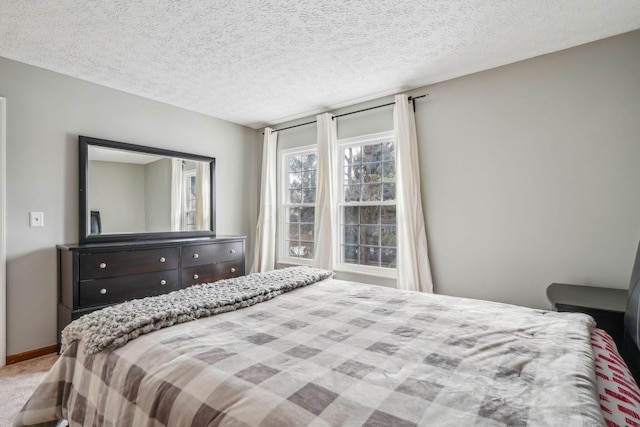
left=593, top=328, right=640, bottom=427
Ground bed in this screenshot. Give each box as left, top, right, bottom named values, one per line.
left=13, top=254, right=640, bottom=426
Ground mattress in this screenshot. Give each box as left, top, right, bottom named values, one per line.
left=15, top=275, right=607, bottom=426
left=592, top=328, right=640, bottom=427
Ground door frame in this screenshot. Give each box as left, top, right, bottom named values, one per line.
left=1, top=97, right=6, bottom=366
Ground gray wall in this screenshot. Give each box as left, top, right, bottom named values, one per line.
left=144, top=158, right=172, bottom=232
left=3, top=30, right=639, bottom=355
left=272, top=30, right=640, bottom=309
left=0, top=57, right=259, bottom=355
left=89, top=161, right=146, bottom=233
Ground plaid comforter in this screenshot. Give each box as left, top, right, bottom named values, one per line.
left=15, top=279, right=604, bottom=426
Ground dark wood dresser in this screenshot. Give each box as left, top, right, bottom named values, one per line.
left=57, top=236, right=246, bottom=344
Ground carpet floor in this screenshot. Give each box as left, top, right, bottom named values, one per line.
left=0, top=354, right=58, bottom=426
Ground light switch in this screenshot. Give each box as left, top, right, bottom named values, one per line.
left=29, top=211, right=44, bottom=228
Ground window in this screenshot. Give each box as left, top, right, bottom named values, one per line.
left=338, top=132, right=396, bottom=275
left=277, top=132, right=396, bottom=277
left=280, top=147, right=317, bottom=263
left=183, top=170, right=197, bottom=231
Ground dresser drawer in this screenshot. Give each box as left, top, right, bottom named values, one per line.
left=79, top=269, right=180, bottom=308
left=181, top=260, right=244, bottom=287
left=79, top=247, right=179, bottom=280
left=182, top=241, right=243, bottom=267
left=57, top=236, right=247, bottom=348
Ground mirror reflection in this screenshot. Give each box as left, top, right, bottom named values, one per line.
left=87, top=145, right=211, bottom=236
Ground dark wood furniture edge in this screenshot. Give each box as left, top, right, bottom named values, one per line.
left=546, top=282, right=628, bottom=312
left=546, top=282, right=628, bottom=354
left=78, top=135, right=217, bottom=244
left=57, top=236, right=247, bottom=349
left=57, top=235, right=247, bottom=251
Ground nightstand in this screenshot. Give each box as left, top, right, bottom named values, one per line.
left=546, top=283, right=627, bottom=350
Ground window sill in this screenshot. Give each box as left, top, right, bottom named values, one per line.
left=276, top=259, right=313, bottom=268
left=276, top=261, right=397, bottom=288
left=278, top=260, right=395, bottom=279
left=335, top=263, right=396, bottom=279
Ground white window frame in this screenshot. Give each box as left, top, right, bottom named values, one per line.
left=334, top=131, right=397, bottom=279
left=278, top=144, right=317, bottom=266
left=183, top=169, right=197, bottom=231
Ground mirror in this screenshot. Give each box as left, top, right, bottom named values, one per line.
left=79, top=136, right=216, bottom=243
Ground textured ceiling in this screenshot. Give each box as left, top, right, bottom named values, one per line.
left=1, top=1, right=639, bottom=129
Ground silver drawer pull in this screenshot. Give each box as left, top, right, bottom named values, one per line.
left=99, top=262, right=107, bottom=269
left=160, top=279, right=167, bottom=285
left=159, top=257, right=166, bottom=263
left=100, top=288, right=107, bottom=295
left=193, top=253, right=199, bottom=259
left=230, top=249, right=236, bottom=254
left=231, top=267, right=236, bottom=273
left=193, top=274, right=199, bottom=280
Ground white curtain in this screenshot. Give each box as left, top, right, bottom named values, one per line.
left=251, top=128, right=278, bottom=273
left=170, top=159, right=183, bottom=231
left=312, top=113, right=338, bottom=270
left=394, top=94, right=434, bottom=292
left=196, top=162, right=211, bottom=230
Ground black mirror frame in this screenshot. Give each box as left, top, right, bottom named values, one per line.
left=79, top=135, right=216, bottom=243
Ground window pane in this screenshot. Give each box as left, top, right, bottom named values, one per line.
left=382, top=161, right=395, bottom=181
left=344, top=165, right=361, bottom=185
left=289, top=156, right=302, bottom=172
left=302, top=188, right=316, bottom=203
left=360, top=225, right=379, bottom=246
left=344, top=225, right=359, bottom=244
left=344, top=146, right=362, bottom=165
left=362, top=143, right=382, bottom=163
left=381, top=206, right=396, bottom=224
left=189, top=176, right=197, bottom=196
left=288, top=207, right=300, bottom=223
left=382, top=183, right=395, bottom=201
left=360, top=206, right=379, bottom=225
left=288, top=243, right=300, bottom=257
left=381, top=248, right=397, bottom=268
left=289, top=241, right=313, bottom=258
left=300, top=207, right=315, bottom=223
left=382, top=142, right=395, bottom=161
left=360, top=246, right=380, bottom=266
left=344, top=184, right=361, bottom=202
left=289, top=189, right=302, bottom=203
left=361, top=183, right=381, bottom=201
left=300, top=224, right=314, bottom=241
left=289, top=172, right=302, bottom=189
left=344, top=206, right=359, bottom=224
left=300, top=242, right=314, bottom=259
left=343, top=245, right=359, bottom=264
left=362, top=162, right=382, bottom=183
left=302, top=153, right=317, bottom=171
left=288, top=224, right=300, bottom=240
left=301, top=170, right=316, bottom=188
left=381, top=226, right=396, bottom=246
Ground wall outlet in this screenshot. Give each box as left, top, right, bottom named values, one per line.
left=29, top=211, right=44, bottom=228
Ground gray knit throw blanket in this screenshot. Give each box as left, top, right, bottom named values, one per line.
left=61, top=266, right=333, bottom=355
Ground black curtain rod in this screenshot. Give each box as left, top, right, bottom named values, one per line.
left=268, top=94, right=427, bottom=133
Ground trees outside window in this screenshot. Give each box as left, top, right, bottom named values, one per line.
left=340, top=133, right=396, bottom=272
left=278, top=132, right=396, bottom=277
left=281, top=148, right=317, bottom=262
